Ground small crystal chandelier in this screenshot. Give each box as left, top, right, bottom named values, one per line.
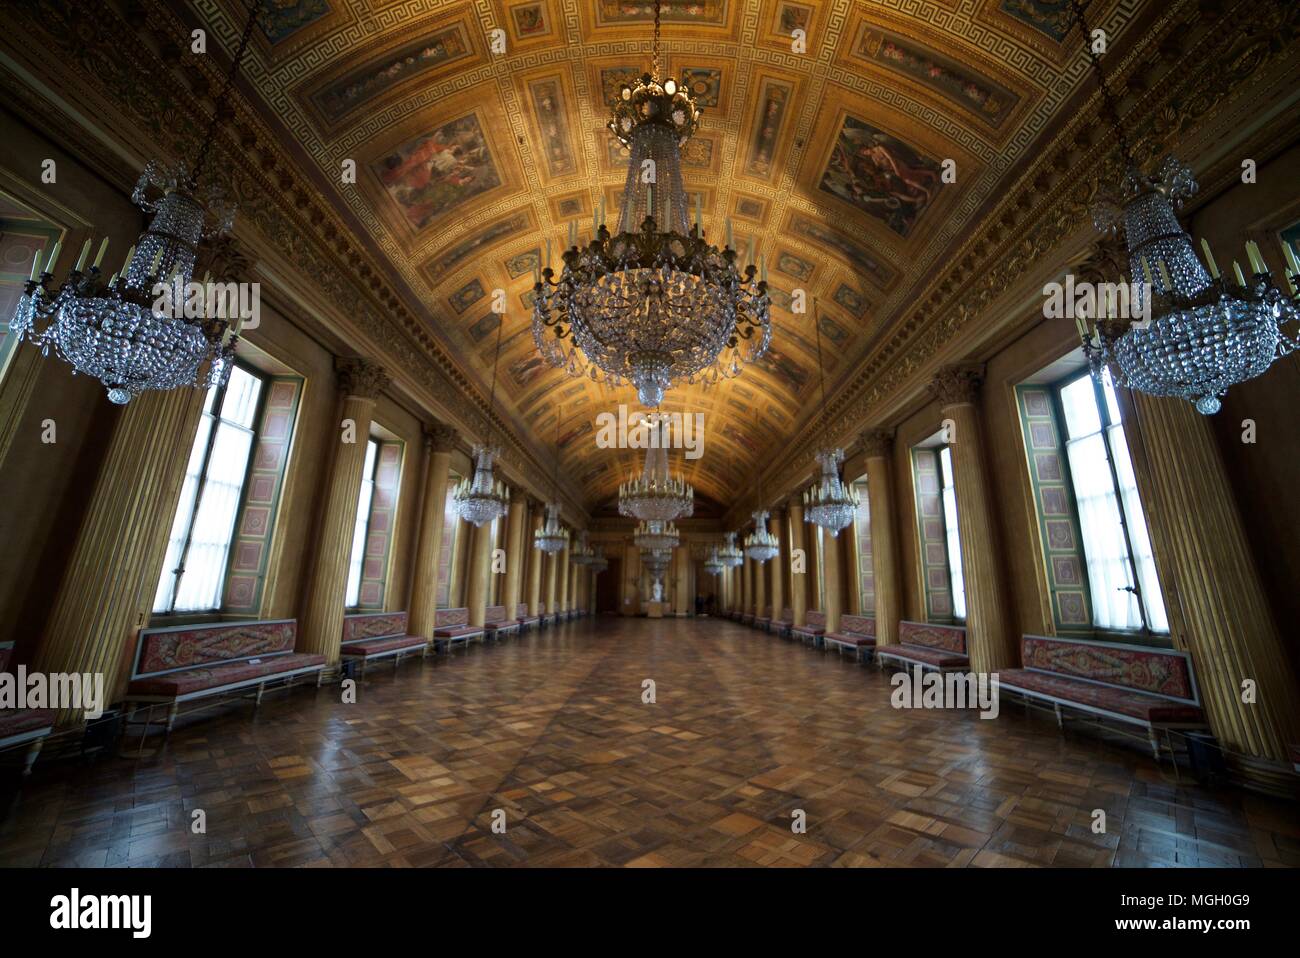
left=618, top=414, right=694, bottom=521
left=11, top=3, right=263, bottom=404
left=803, top=303, right=858, bottom=535
left=454, top=316, right=510, bottom=526
left=572, top=529, right=596, bottom=566
left=719, top=532, right=744, bottom=568
left=590, top=548, right=609, bottom=575
left=534, top=404, right=570, bottom=554
left=1070, top=0, right=1297, bottom=414
left=531, top=0, right=770, bottom=407
left=743, top=510, right=779, bottom=563
left=641, top=547, right=672, bottom=578
left=634, top=519, right=679, bottom=551
left=703, top=546, right=725, bottom=577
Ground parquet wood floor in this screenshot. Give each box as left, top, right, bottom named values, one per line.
left=2, top=617, right=1297, bottom=868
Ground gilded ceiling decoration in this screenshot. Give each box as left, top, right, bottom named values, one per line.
left=31, top=0, right=1275, bottom=515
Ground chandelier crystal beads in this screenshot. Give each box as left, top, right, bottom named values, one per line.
left=1069, top=0, right=1297, bottom=414
left=703, top=546, right=725, bottom=577
left=530, top=0, right=769, bottom=408
left=11, top=0, right=261, bottom=407
left=534, top=501, right=569, bottom=554
left=719, top=532, right=744, bottom=568
left=743, top=510, right=779, bottom=563
left=618, top=417, right=694, bottom=522
left=633, top=519, right=680, bottom=551
left=804, top=448, right=858, bottom=537
left=453, top=445, right=509, bottom=527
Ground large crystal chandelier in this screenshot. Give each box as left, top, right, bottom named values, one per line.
left=618, top=414, right=694, bottom=521
left=454, top=316, right=510, bottom=525
left=11, top=3, right=262, bottom=404
left=719, top=532, right=744, bottom=568
left=703, top=546, right=725, bottom=577
left=633, top=519, right=679, bottom=551
left=803, top=303, right=858, bottom=535
left=1070, top=0, right=1297, bottom=414
left=641, top=548, right=672, bottom=578
left=534, top=405, right=570, bottom=554
left=531, top=0, right=770, bottom=408
left=572, top=529, right=596, bottom=566
left=743, top=510, right=779, bottom=562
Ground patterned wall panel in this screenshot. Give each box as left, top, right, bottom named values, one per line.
left=910, top=447, right=953, bottom=622
left=358, top=440, right=404, bottom=609
left=854, top=480, right=874, bottom=614
left=1015, top=385, right=1092, bottom=630
left=222, top=377, right=303, bottom=614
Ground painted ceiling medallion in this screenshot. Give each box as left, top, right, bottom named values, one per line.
left=531, top=0, right=771, bottom=408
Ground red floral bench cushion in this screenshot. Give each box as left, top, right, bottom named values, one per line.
left=434, top=624, right=482, bottom=637
left=434, top=608, right=469, bottom=628
left=515, top=603, right=538, bottom=621
left=0, top=708, right=56, bottom=739
left=1019, top=635, right=1196, bottom=701
left=342, top=611, right=409, bottom=643
left=825, top=632, right=875, bottom=647
left=485, top=606, right=517, bottom=627
left=999, top=669, right=1205, bottom=724
left=877, top=645, right=969, bottom=669
left=838, top=614, right=875, bottom=637
left=341, top=635, right=426, bottom=657
left=899, top=621, right=966, bottom=654
left=127, top=653, right=325, bottom=697
left=133, top=620, right=298, bottom=677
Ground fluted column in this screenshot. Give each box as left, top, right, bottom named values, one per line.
left=449, top=516, right=470, bottom=606
left=754, top=548, right=767, bottom=618
left=823, top=526, right=843, bottom=634
left=861, top=430, right=902, bottom=647
left=409, top=424, right=458, bottom=641
left=931, top=364, right=1014, bottom=672
left=35, top=386, right=207, bottom=724
left=466, top=516, right=493, bottom=627
left=806, top=511, right=821, bottom=611
left=503, top=497, right=526, bottom=618
left=527, top=505, right=543, bottom=616
left=674, top=546, right=689, bottom=615
left=844, top=515, right=862, bottom=616
left=298, top=358, right=390, bottom=673
left=544, top=543, right=559, bottom=618
left=557, top=536, right=571, bottom=614
left=741, top=556, right=752, bottom=615
left=1129, top=392, right=1300, bottom=781
left=789, top=500, right=807, bottom=627
left=770, top=507, right=785, bottom=620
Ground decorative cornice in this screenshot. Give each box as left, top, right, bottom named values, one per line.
left=335, top=357, right=390, bottom=400
left=930, top=364, right=986, bottom=408
left=424, top=422, right=459, bottom=454
left=859, top=430, right=895, bottom=460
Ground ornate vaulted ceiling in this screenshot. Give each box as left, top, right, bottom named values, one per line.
left=186, top=0, right=1130, bottom=510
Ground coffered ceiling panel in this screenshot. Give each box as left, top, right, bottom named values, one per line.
left=189, top=0, right=1131, bottom=510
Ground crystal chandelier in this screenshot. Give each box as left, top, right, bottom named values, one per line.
left=531, top=0, right=770, bottom=408
left=618, top=414, right=694, bottom=521
left=803, top=303, right=858, bottom=535
left=11, top=3, right=262, bottom=404
left=1070, top=0, right=1297, bottom=415
left=719, top=532, right=744, bottom=568
left=572, top=530, right=596, bottom=566
left=454, top=314, right=510, bottom=525
left=633, top=519, right=679, bottom=551
left=703, top=546, right=725, bottom=577
left=534, top=404, right=570, bottom=553
left=590, top=548, right=609, bottom=575
left=641, top=548, right=672, bottom=578
left=743, top=510, right=779, bottom=563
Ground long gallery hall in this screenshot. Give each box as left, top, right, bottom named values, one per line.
left=0, top=0, right=1299, bottom=926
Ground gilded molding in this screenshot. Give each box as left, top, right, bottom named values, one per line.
left=335, top=357, right=390, bottom=400
left=424, top=422, right=460, bottom=454
left=930, top=364, right=986, bottom=408
left=859, top=429, right=895, bottom=460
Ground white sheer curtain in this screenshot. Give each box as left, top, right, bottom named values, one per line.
left=152, top=367, right=263, bottom=614
left=345, top=439, right=380, bottom=607
left=938, top=446, right=966, bottom=621
left=1058, top=374, right=1168, bottom=633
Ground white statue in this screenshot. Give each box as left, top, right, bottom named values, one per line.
left=652, top=579, right=663, bottom=602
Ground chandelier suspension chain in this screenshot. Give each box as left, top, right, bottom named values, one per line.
left=813, top=300, right=831, bottom=450
left=190, top=0, right=261, bottom=189
left=1068, top=0, right=1134, bottom=171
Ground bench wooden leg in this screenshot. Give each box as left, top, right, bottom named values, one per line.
left=1148, top=728, right=1162, bottom=763
left=21, top=738, right=44, bottom=776
left=255, top=682, right=266, bottom=705
left=165, top=702, right=180, bottom=733
left=1053, top=703, right=1063, bottom=729
left=316, top=670, right=325, bottom=687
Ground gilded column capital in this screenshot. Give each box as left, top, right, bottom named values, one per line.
left=335, top=356, right=390, bottom=399
left=930, top=364, right=985, bottom=408
left=424, top=422, right=459, bottom=453
left=859, top=429, right=894, bottom=460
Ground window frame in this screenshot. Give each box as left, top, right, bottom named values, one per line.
left=154, top=361, right=269, bottom=617
left=935, top=443, right=966, bottom=624
left=1050, top=368, right=1166, bottom=637
left=344, top=437, right=382, bottom=610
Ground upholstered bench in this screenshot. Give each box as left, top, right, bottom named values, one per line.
left=999, top=635, right=1207, bottom=760
left=1290, top=744, right=1300, bottom=774
left=753, top=605, right=772, bottom=633
left=124, top=619, right=325, bottom=731
left=770, top=607, right=793, bottom=638
left=875, top=620, right=969, bottom=673
left=484, top=605, right=520, bottom=641
left=0, top=641, right=55, bottom=776
left=791, top=610, right=827, bottom=647
left=340, top=611, right=427, bottom=677
left=516, top=602, right=540, bottom=631
left=824, top=614, right=877, bottom=662
left=433, top=607, right=484, bottom=651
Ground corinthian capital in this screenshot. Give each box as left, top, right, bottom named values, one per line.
left=859, top=429, right=894, bottom=460
left=930, top=364, right=985, bottom=407
left=335, top=356, right=390, bottom=399
left=424, top=422, right=459, bottom=453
